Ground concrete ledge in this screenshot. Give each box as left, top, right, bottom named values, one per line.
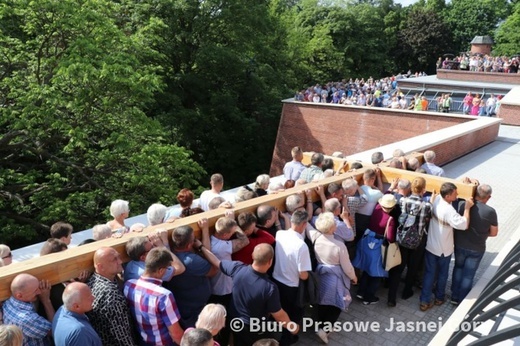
left=271, top=100, right=501, bottom=175
left=429, top=224, right=520, bottom=345
left=499, top=86, right=520, bottom=126
left=437, top=70, right=520, bottom=85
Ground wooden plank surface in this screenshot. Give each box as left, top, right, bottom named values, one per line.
left=0, top=157, right=476, bottom=300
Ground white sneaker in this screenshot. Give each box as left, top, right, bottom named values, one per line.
left=317, top=329, right=329, bottom=344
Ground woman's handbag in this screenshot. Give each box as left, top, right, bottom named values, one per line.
left=381, top=216, right=402, bottom=271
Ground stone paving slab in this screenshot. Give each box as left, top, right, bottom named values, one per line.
left=296, top=125, right=520, bottom=346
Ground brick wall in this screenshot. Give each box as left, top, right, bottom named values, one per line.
left=270, top=102, right=486, bottom=176
left=498, top=104, right=520, bottom=126
left=437, top=70, right=520, bottom=84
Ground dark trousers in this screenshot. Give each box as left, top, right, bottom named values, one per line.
left=316, top=305, right=341, bottom=326
left=387, top=237, right=427, bottom=302
left=273, top=279, right=302, bottom=346
left=208, top=294, right=232, bottom=346
left=357, top=273, right=381, bottom=301
left=355, top=214, right=371, bottom=242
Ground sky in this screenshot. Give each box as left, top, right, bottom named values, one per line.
left=394, top=0, right=418, bottom=6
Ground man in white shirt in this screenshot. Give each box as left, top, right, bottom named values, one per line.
left=199, top=173, right=224, bottom=211
left=272, top=210, right=311, bottom=345
left=419, top=182, right=473, bottom=311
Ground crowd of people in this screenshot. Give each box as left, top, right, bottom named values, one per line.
left=438, top=54, right=520, bottom=74
left=0, top=147, right=499, bottom=346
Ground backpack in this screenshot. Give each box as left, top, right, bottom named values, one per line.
left=396, top=201, right=425, bottom=249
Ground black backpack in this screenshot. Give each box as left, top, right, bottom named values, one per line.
left=396, top=201, right=425, bottom=249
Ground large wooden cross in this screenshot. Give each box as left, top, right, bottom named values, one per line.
left=0, top=152, right=476, bottom=300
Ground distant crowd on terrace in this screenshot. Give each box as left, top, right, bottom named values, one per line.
left=0, top=147, right=498, bottom=346
left=294, top=73, right=426, bottom=107
left=437, top=54, right=520, bottom=73
left=293, top=74, right=504, bottom=115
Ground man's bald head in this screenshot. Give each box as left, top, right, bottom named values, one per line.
left=63, top=282, right=94, bottom=313
left=93, top=247, right=123, bottom=280
left=11, top=273, right=40, bottom=302
left=252, top=243, right=274, bottom=266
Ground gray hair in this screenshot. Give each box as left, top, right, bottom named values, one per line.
left=290, top=210, right=308, bottom=225
left=125, top=236, right=148, bottom=261
left=235, top=186, right=257, bottom=203
left=147, top=203, right=167, bottom=226
left=172, top=225, right=194, bottom=249
left=324, top=198, right=341, bottom=213
left=342, top=178, right=358, bottom=191
left=331, top=151, right=344, bottom=158
left=408, top=157, right=420, bottom=170
left=393, top=149, right=405, bottom=158
left=398, top=179, right=411, bottom=190
left=477, top=184, right=492, bottom=199
left=92, top=224, right=112, bottom=240
left=255, top=174, right=270, bottom=189
left=285, top=194, right=303, bottom=213
left=180, top=328, right=213, bottom=346
left=424, top=150, right=436, bottom=163
left=315, top=212, right=336, bottom=235
left=0, top=244, right=10, bottom=259
left=109, top=199, right=129, bottom=218
left=208, top=196, right=226, bottom=210
left=371, top=151, right=384, bottom=164
left=0, top=324, right=23, bottom=346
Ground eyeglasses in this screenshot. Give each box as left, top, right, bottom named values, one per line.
left=2, top=253, right=12, bottom=259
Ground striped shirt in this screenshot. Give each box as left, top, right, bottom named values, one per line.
left=124, top=277, right=180, bottom=346
left=3, top=297, right=51, bottom=346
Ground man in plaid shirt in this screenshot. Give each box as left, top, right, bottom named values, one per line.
left=124, top=248, right=184, bottom=346
left=3, top=273, right=54, bottom=346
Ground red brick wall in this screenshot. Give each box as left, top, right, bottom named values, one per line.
left=426, top=124, right=499, bottom=166
left=270, top=102, right=480, bottom=176
left=498, top=104, right=520, bottom=126
left=437, top=70, right=520, bottom=84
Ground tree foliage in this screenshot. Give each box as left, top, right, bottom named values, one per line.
left=494, top=1, right=520, bottom=55
left=397, top=7, right=452, bottom=73
left=443, top=0, right=510, bottom=52
left=0, top=0, right=203, bottom=245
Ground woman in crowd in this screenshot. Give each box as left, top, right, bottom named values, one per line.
left=254, top=174, right=270, bottom=197
left=194, top=303, right=227, bottom=346
left=313, top=212, right=357, bottom=344
left=0, top=244, right=13, bottom=266
left=165, top=188, right=196, bottom=219
left=107, top=199, right=130, bottom=232
left=393, top=177, right=432, bottom=302
left=355, top=194, right=397, bottom=306
left=0, top=325, right=23, bottom=346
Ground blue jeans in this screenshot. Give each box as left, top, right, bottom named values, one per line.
left=451, top=247, right=484, bottom=303
left=420, top=250, right=451, bottom=303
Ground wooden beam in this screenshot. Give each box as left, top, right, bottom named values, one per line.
left=0, top=169, right=364, bottom=300
left=0, top=155, right=476, bottom=300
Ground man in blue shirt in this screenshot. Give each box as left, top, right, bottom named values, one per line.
left=52, top=282, right=102, bottom=346
left=2, top=273, right=54, bottom=346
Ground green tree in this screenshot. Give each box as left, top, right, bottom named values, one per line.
left=396, top=7, right=452, bottom=73
left=122, top=0, right=293, bottom=187
left=494, top=2, right=520, bottom=55
left=443, top=0, right=510, bottom=52
left=0, top=0, right=204, bottom=246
